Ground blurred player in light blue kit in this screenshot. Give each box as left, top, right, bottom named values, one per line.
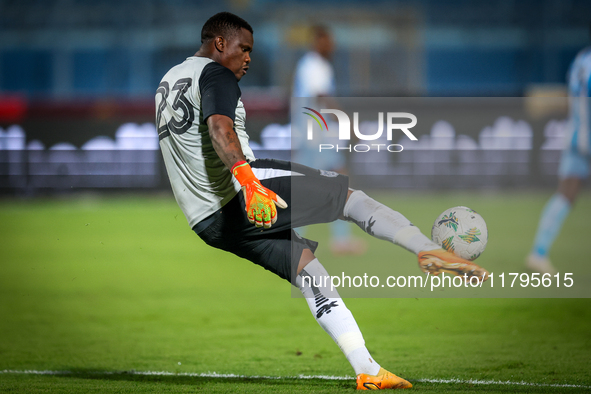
left=292, top=25, right=367, bottom=255
left=527, top=39, right=591, bottom=274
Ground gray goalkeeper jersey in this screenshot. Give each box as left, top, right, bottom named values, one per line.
left=156, top=56, right=255, bottom=228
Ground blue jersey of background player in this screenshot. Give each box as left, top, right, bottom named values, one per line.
left=527, top=42, right=591, bottom=274
left=564, top=47, right=591, bottom=168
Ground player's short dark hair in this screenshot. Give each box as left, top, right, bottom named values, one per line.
left=201, top=12, right=253, bottom=43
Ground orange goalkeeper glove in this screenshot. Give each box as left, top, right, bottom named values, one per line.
left=231, top=161, right=288, bottom=228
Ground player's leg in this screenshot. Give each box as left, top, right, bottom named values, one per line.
left=200, top=218, right=411, bottom=389
left=279, top=159, right=438, bottom=256
left=295, top=249, right=380, bottom=376
left=250, top=158, right=487, bottom=279
left=194, top=179, right=372, bottom=376
left=199, top=160, right=411, bottom=388
left=342, top=189, right=489, bottom=280
left=295, top=249, right=412, bottom=390
left=527, top=147, right=588, bottom=274
left=265, top=158, right=488, bottom=280
left=527, top=178, right=580, bottom=274
left=341, top=189, right=438, bottom=255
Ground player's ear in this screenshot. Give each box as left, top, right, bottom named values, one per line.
left=214, top=36, right=224, bottom=52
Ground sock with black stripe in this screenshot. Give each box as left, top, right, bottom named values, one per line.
left=296, top=258, right=381, bottom=376
left=343, top=190, right=440, bottom=255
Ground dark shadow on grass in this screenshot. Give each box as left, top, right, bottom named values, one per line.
left=51, top=369, right=353, bottom=391
left=47, top=370, right=591, bottom=393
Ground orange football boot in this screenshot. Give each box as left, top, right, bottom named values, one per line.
left=356, top=368, right=412, bottom=390
left=418, top=248, right=489, bottom=281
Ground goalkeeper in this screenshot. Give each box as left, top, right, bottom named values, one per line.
left=156, top=12, right=489, bottom=390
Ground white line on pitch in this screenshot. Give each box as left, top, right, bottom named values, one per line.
left=1, top=370, right=589, bottom=389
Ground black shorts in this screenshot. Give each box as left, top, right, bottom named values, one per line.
left=195, top=159, right=349, bottom=284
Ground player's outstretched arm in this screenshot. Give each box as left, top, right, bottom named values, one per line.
left=207, top=114, right=287, bottom=228
left=207, top=114, right=247, bottom=169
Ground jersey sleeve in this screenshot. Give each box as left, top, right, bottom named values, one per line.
left=199, top=62, right=241, bottom=122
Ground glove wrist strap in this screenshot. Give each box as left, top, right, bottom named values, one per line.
left=231, top=161, right=257, bottom=186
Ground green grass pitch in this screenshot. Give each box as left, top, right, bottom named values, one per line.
left=0, top=191, right=590, bottom=393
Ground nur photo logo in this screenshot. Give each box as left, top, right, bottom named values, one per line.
left=302, top=107, right=418, bottom=153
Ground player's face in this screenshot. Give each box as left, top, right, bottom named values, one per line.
left=221, top=28, right=253, bottom=81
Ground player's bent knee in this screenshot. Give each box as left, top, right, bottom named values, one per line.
left=297, top=248, right=316, bottom=275
left=339, top=188, right=358, bottom=220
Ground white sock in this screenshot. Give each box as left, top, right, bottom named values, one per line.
left=343, top=190, right=440, bottom=255
left=297, top=258, right=381, bottom=376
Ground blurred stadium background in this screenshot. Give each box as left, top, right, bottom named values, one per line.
left=0, top=0, right=590, bottom=193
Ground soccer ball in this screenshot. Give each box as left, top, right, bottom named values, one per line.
left=431, top=206, right=488, bottom=261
